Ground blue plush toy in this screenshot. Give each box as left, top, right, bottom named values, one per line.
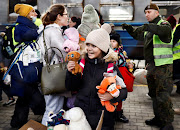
left=47, top=110, right=70, bottom=127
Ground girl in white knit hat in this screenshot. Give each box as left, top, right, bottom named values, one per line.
left=66, top=24, right=128, bottom=130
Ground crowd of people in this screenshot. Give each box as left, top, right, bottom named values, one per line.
left=0, top=2, right=179, bottom=130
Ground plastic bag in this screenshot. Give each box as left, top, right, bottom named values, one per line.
left=4, top=74, right=11, bottom=85
left=133, top=69, right=147, bottom=85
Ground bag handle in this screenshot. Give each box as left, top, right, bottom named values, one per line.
left=42, top=28, right=66, bottom=72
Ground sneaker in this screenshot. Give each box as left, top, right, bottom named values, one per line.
left=3, top=98, right=15, bottom=106
left=118, top=113, right=129, bottom=123
left=146, top=93, right=151, bottom=98
left=115, top=110, right=129, bottom=123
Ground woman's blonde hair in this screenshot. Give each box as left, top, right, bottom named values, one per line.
left=41, top=4, right=65, bottom=26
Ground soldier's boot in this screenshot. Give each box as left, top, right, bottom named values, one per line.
left=174, top=108, right=180, bottom=115
left=160, top=123, right=174, bottom=130
left=145, top=117, right=161, bottom=127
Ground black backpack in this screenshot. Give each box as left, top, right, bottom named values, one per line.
left=1, top=25, right=19, bottom=59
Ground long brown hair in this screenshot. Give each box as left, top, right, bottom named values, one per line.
left=41, top=4, right=65, bottom=26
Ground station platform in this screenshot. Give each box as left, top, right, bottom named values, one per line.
left=0, top=84, right=180, bottom=130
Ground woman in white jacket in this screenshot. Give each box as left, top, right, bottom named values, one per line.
left=38, top=4, right=68, bottom=125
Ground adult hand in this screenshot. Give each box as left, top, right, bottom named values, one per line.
left=67, top=61, right=75, bottom=72
left=3, top=67, right=7, bottom=72
left=64, top=47, right=70, bottom=53
left=97, top=92, right=113, bottom=101
left=0, top=67, right=7, bottom=72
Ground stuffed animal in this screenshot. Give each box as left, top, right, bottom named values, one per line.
left=65, top=51, right=82, bottom=75
left=64, top=107, right=92, bottom=130
left=96, top=75, right=121, bottom=112
left=54, top=124, right=68, bottom=130
left=27, top=128, right=34, bottom=130
left=47, top=110, right=70, bottom=127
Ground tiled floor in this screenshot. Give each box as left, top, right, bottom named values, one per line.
left=0, top=84, right=180, bottom=130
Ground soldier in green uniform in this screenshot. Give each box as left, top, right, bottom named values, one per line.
left=122, top=3, right=174, bottom=130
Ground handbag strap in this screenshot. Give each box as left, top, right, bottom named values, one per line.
left=42, top=28, right=66, bottom=72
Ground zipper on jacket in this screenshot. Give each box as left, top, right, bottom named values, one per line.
left=95, top=59, right=97, bottom=64
left=93, top=59, right=97, bottom=80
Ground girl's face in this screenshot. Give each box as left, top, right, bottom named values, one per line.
left=86, top=43, right=103, bottom=59
left=69, top=19, right=76, bottom=27
left=110, top=39, right=118, bottom=49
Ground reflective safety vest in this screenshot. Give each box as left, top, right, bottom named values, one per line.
left=34, top=18, right=42, bottom=27
left=12, top=23, right=25, bottom=53
left=12, top=20, right=41, bottom=53
left=172, top=24, right=180, bottom=61
left=144, top=19, right=173, bottom=66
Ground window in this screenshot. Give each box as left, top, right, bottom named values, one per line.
left=100, top=0, right=134, bottom=21
left=53, top=0, right=84, bottom=18
left=151, top=0, right=180, bottom=19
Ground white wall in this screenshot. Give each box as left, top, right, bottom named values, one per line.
left=0, top=1, right=9, bottom=24
left=38, top=0, right=51, bottom=15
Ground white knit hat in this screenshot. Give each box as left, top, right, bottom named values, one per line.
left=101, top=23, right=111, bottom=34
left=85, top=27, right=110, bottom=53
left=85, top=23, right=118, bottom=62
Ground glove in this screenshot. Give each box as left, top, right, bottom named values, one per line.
left=122, top=23, right=133, bottom=32
left=122, top=23, right=130, bottom=30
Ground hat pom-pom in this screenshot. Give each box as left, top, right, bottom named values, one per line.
left=84, top=4, right=94, bottom=14
left=101, top=23, right=112, bottom=34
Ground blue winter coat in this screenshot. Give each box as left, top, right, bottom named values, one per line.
left=10, top=16, right=42, bottom=97
left=14, top=16, right=39, bottom=44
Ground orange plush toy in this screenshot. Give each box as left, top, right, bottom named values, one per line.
left=65, top=51, right=82, bottom=75
left=96, top=75, right=121, bottom=112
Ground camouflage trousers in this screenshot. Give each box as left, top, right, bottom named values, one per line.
left=146, top=63, right=174, bottom=126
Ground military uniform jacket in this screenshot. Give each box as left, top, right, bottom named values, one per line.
left=125, top=16, right=172, bottom=64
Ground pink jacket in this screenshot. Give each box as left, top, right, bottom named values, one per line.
left=63, top=27, right=80, bottom=52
